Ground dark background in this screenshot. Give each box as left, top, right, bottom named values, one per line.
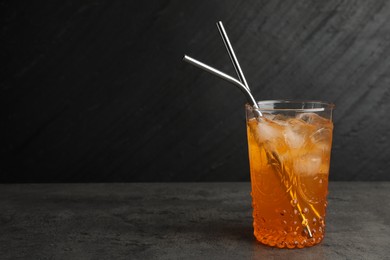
left=2, top=1, right=390, bottom=182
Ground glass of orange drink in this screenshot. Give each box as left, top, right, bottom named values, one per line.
left=246, top=100, right=334, bottom=248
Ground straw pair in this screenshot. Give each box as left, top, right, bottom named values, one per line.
left=183, top=22, right=261, bottom=117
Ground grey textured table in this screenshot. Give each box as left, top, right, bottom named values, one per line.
left=1, top=182, right=389, bottom=259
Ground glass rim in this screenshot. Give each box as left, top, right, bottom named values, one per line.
left=254, top=100, right=335, bottom=112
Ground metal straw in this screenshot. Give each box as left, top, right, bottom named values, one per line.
left=182, top=55, right=258, bottom=109
left=216, top=21, right=250, bottom=91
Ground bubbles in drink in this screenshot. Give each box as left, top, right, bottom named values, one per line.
left=290, top=199, right=298, bottom=206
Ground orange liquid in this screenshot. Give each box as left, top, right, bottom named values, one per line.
left=247, top=115, right=333, bottom=248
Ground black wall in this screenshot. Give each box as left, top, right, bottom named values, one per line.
left=2, top=1, right=390, bottom=182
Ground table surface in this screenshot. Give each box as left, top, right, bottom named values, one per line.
left=1, top=182, right=389, bottom=259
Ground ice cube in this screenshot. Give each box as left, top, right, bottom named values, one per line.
left=257, top=119, right=284, bottom=142
left=288, top=118, right=312, bottom=132
left=296, top=113, right=329, bottom=126
left=311, top=127, right=332, bottom=143
left=284, top=127, right=305, bottom=149
left=293, top=154, right=322, bottom=176
left=283, top=118, right=310, bottom=149
left=248, top=118, right=279, bottom=144
left=273, top=113, right=288, bottom=122
left=262, top=113, right=276, bottom=120
left=310, top=127, right=332, bottom=153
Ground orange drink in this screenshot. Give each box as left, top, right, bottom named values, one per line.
left=246, top=101, right=334, bottom=248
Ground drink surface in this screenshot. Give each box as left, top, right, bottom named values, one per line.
left=247, top=112, right=333, bottom=248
